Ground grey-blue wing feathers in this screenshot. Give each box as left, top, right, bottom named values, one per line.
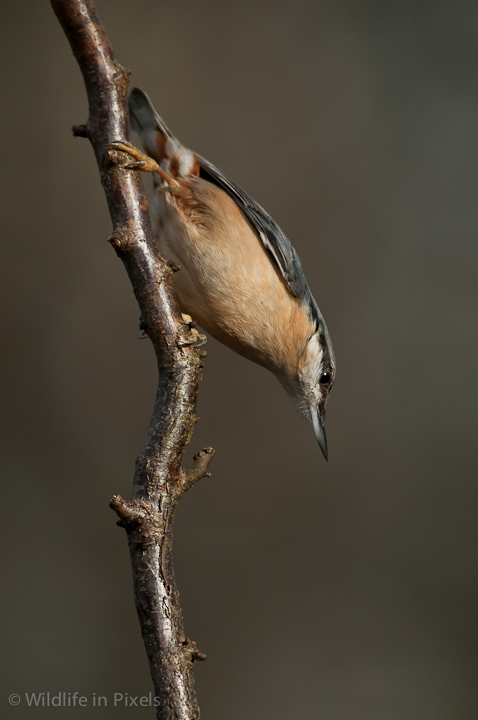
left=195, top=154, right=312, bottom=303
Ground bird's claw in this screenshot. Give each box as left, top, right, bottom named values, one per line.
left=179, top=329, right=207, bottom=348
left=179, top=314, right=207, bottom=347
left=107, top=141, right=178, bottom=186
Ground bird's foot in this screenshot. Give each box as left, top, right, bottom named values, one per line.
left=107, top=141, right=178, bottom=186
left=179, top=314, right=207, bottom=347
left=180, top=329, right=207, bottom=347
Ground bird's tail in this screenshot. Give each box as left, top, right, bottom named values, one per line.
left=129, top=87, right=198, bottom=178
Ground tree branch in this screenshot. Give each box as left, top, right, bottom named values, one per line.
left=50, top=1, right=214, bottom=717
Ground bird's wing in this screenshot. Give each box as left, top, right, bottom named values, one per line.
left=197, top=155, right=309, bottom=300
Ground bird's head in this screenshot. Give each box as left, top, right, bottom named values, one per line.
left=296, top=323, right=336, bottom=460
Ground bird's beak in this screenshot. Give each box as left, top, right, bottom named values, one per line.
left=311, top=405, right=328, bottom=461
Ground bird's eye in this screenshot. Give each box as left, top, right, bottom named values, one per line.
left=319, top=372, right=331, bottom=385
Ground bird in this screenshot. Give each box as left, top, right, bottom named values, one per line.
left=109, top=87, right=336, bottom=460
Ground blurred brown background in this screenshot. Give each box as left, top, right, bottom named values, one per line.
left=1, top=1, right=477, bottom=718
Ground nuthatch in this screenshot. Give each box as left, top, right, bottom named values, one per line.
left=110, top=88, right=336, bottom=459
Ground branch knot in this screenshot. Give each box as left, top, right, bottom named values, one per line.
left=109, top=495, right=162, bottom=538
left=72, top=123, right=91, bottom=138
left=178, top=447, right=215, bottom=498
left=180, top=638, right=208, bottom=665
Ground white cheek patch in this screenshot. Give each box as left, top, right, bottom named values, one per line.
left=299, top=334, right=323, bottom=389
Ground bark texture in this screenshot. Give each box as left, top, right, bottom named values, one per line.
left=50, top=2, right=213, bottom=717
